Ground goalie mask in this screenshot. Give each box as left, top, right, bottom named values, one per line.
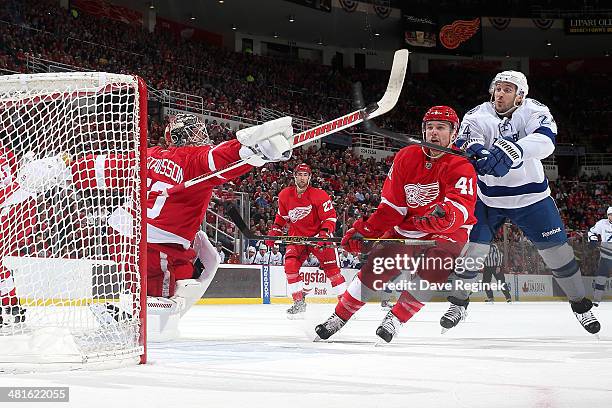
left=164, top=114, right=210, bottom=147
left=421, top=106, right=459, bottom=159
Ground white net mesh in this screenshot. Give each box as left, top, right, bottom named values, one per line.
left=0, top=72, right=145, bottom=371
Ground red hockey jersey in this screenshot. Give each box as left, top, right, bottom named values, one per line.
left=368, top=145, right=477, bottom=239
left=274, top=186, right=336, bottom=237
left=71, top=140, right=252, bottom=248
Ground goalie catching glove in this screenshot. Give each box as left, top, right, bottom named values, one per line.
left=237, top=116, right=293, bottom=167
left=16, top=152, right=71, bottom=194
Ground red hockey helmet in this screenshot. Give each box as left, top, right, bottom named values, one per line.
left=421, top=106, right=460, bottom=158
left=293, top=163, right=312, bottom=189
left=422, top=106, right=460, bottom=131
left=294, top=163, right=312, bottom=175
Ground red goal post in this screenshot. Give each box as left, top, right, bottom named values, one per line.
left=0, top=72, right=147, bottom=371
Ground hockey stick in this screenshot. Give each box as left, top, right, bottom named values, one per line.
left=352, top=82, right=472, bottom=159
left=162, top=49, right=410, bottom=197
left=212, top=198, right=431, bottom=246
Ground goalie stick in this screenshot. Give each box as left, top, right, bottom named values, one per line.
left=162, top=49, right=410, bottom=197
left=352, top=82, right=473, bottom=159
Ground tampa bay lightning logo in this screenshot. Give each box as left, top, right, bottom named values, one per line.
left=498, top=118, right=519, bottom=142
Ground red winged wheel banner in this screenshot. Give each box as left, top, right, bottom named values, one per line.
left=439, top=18, right=481, bottom=50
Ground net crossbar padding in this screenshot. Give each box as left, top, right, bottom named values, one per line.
left=0, top=72, right=147, bottom=372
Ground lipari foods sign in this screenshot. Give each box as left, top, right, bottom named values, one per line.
left=565, top=18, right=612, bottom=34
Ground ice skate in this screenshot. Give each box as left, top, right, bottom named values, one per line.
left=286, top=298, right=307, bottom=319
left=571, top=298, right=600, bottom=335
left=375, top=311, right=401, bottom=343
left=440, top=296, right=469, bottom=333
left=314, top=313, right=346, bottom=340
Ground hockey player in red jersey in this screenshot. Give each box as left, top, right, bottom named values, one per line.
left=266, top=163, right=346, bottom=317
left=18, top=114, right=294, bottom=339
left=315, top=106, right=478, bottom=342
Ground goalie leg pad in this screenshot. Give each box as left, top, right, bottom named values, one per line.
left=146, top=296, right=182, bottom=342
left=192, top=231, right=221, bottom=277
left=172, top=231, right=220, bottom=317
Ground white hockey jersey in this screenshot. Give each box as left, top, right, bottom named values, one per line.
left=253, top=252, right=269, bottom=265
left=588, top=219, right=612, bottom=259
left=458, top=98, right=557, bottom=208
left=267, top=251, right=284, bottom=266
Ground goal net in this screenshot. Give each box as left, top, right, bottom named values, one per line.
left=0, top=72, right=147, bottom=371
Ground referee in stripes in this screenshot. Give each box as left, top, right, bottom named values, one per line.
left=483, top=242, right=512, bottom=303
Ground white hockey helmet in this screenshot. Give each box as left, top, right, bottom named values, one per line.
left=489, top=70, right=529, bottom=99
left=259, top=243, right=267, bottom=251
left=247, top=246, right=256, bottom=253
left=607, top=206, right=612, bottom=215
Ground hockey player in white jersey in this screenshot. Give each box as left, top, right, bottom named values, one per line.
left=267, top=244, right=284, bottom=266
left=440, top=70, right=600, bottom=334
left=253, top=244, right=269, bottom=265
left=587, top=206, right=612, bottom=305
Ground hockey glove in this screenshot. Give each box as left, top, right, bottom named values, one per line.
left=341, top=228, right=363, bottom=254
left=481, top=138, right=523, bottom=177
left=412, top=202, right=458, bottom=234
left=265, top=224, right=283, bottom=248
left=341, top=218, right=381, bottom=254
left=237, top=117, right=293, bottom=167
left=316, top=229, right=333, bottom=247
left=464, top=142, right=491, bottom=176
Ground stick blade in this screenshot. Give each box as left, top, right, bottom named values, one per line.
left=369, top=49, right=409, bottom=119
left=225, top=204, right=256, bottom=240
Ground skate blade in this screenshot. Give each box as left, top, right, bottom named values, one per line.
left=286, top=314, right=306, bottom=320
left=374, top=338, right=390, bottom=347
left=440, top=327, right=450, bottom=334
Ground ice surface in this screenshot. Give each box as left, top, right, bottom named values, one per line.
left=1, top=302, right=612, bottom=408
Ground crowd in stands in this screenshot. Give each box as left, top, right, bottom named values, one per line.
left=4, top=0, right=609, bottom=152
left=0, top=0, right=610, bottom=275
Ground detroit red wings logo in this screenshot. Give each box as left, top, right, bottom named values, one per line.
left=288, top=205, right=312, bottom=223
left=404, top=182, right=439, bottom=208
left=439, top=18, right=480, bottom=50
